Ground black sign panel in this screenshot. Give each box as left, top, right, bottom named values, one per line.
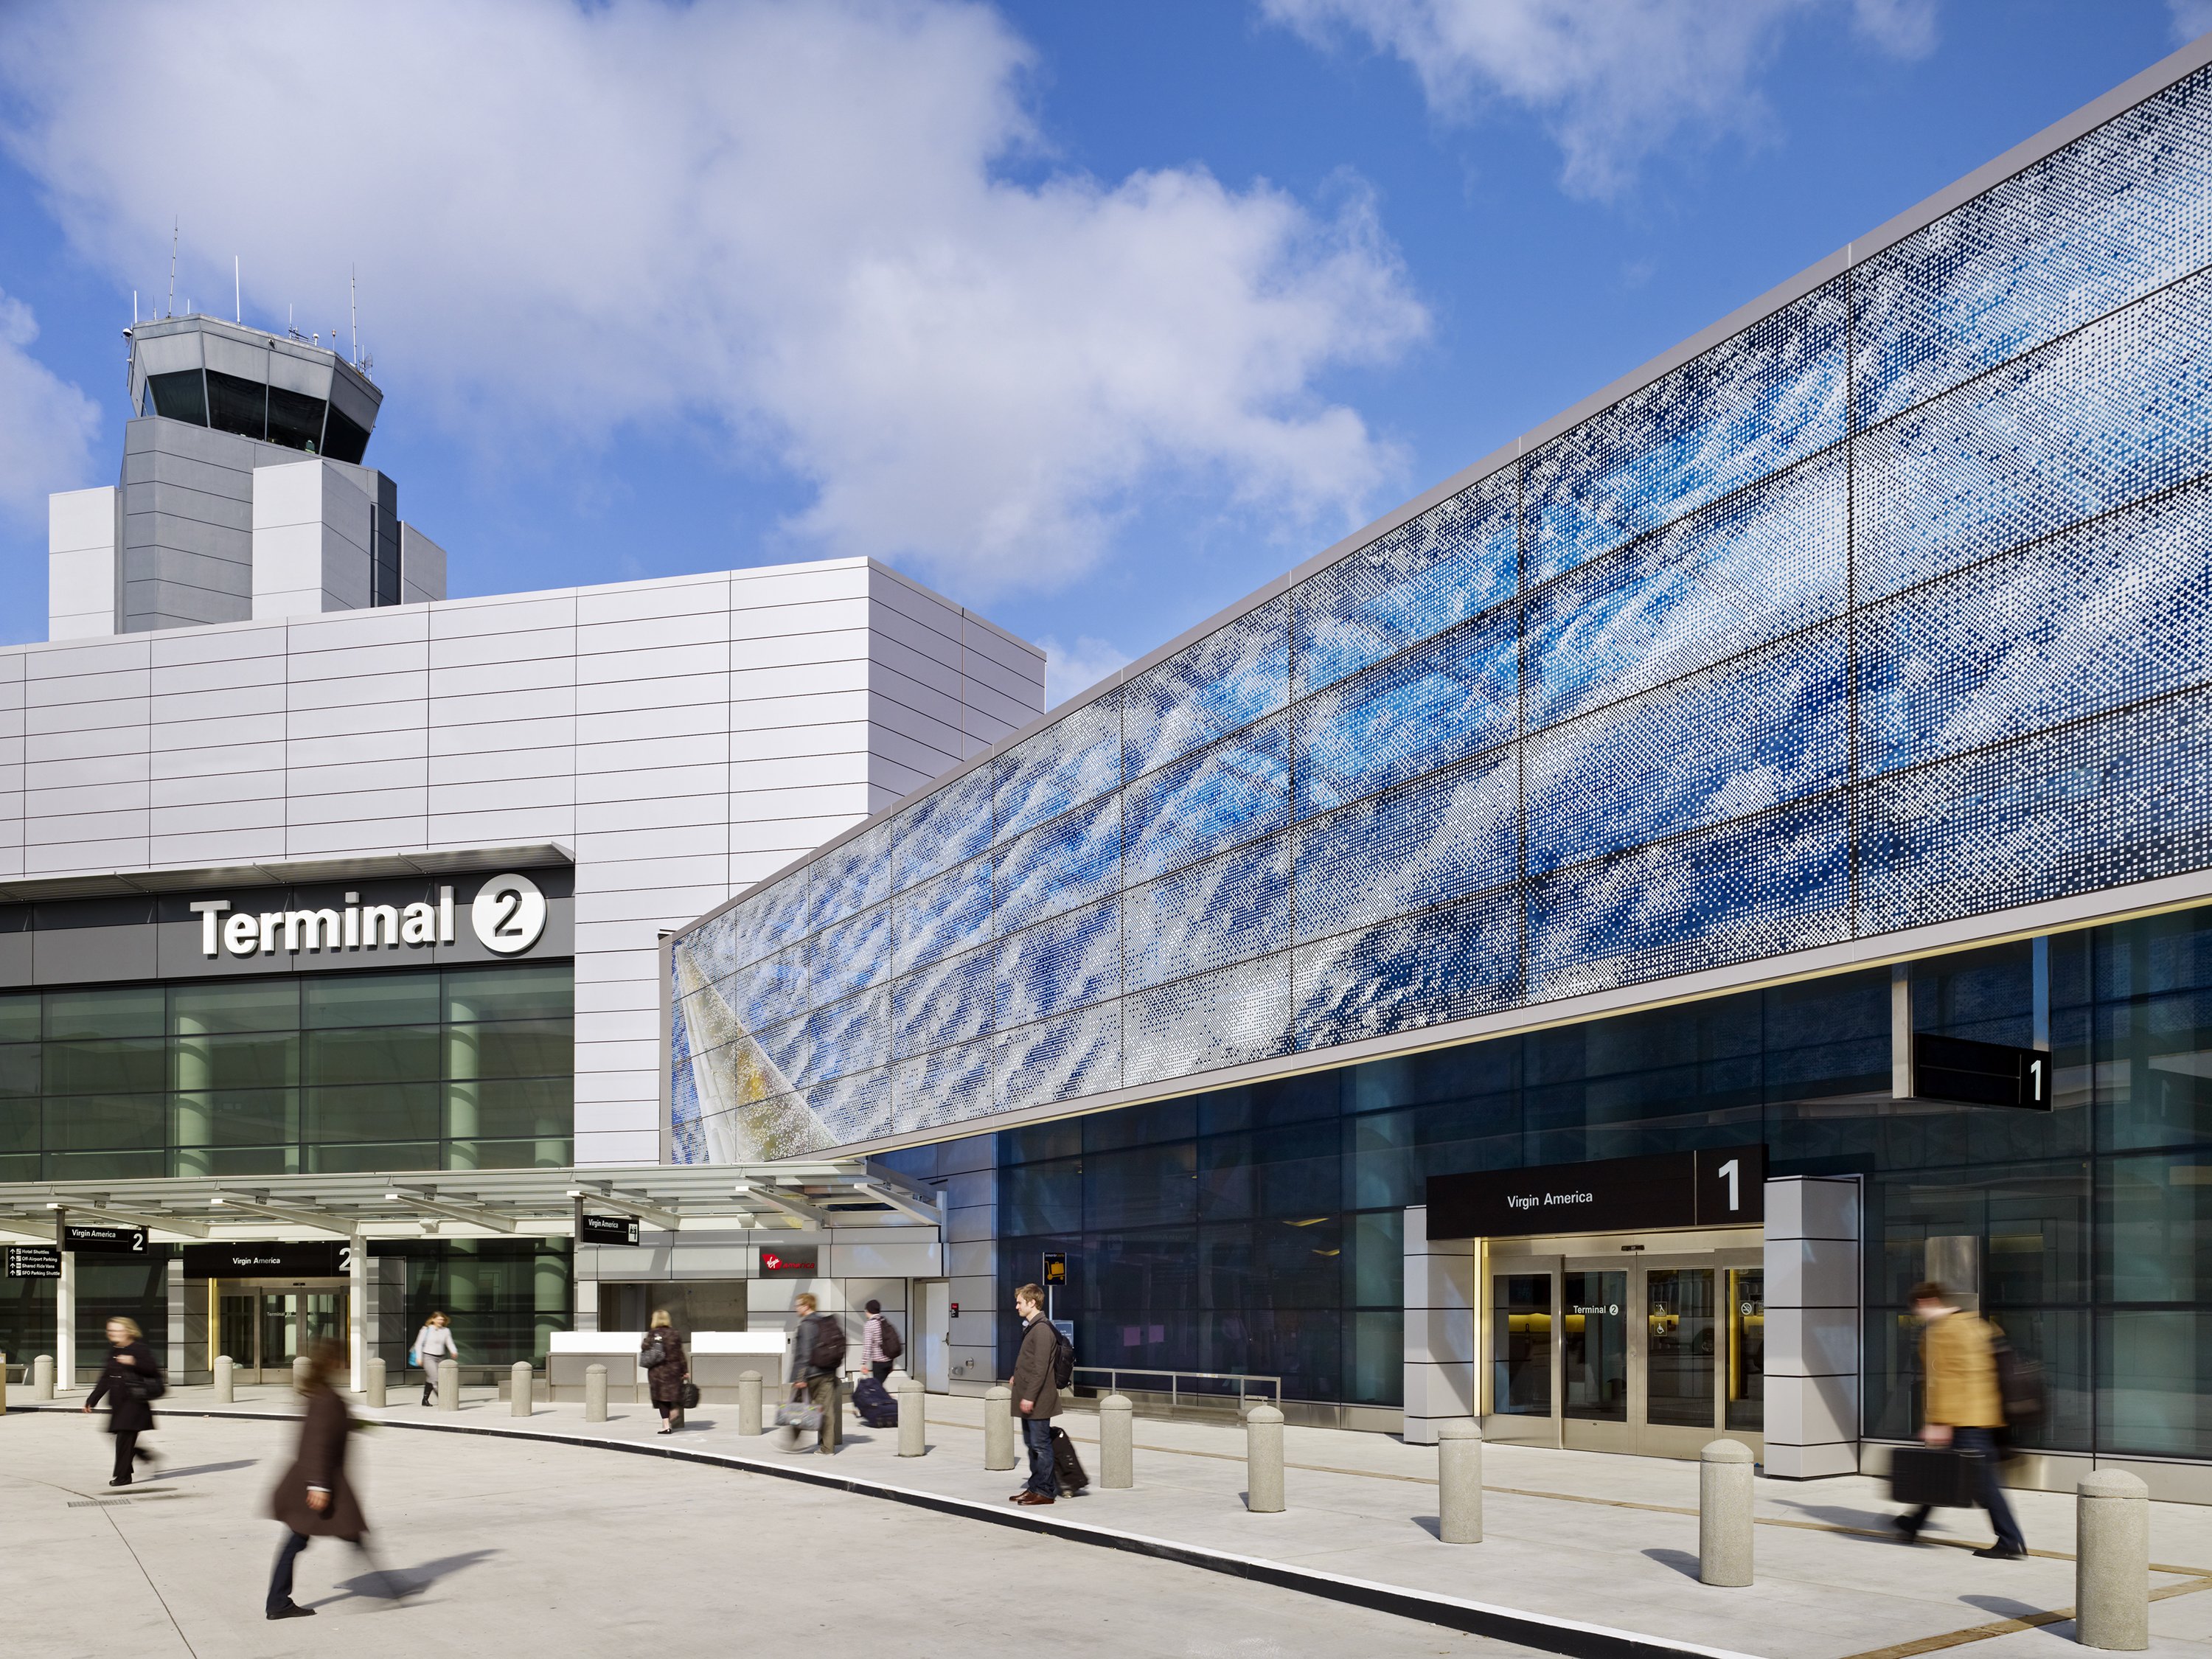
left=1913, top=1034, right=2052, bottom=1110
left=580, top=1213, right=640, bottom=1246
left=1043, top=1251, right=1066, bottom=1285
left=181, top=1241, right=348, bottom=1279
left=65, top=1223, right=147, bottom=1254
left=6, top=1245, right=60, bottom=1277
left=1425, top=1145, right=1766, bottom=1241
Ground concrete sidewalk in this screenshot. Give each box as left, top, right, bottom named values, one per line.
left=18, top=1382, right=2212, bottom=1659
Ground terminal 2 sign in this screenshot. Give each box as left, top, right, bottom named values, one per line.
left=1425, top=1145, right=1765, bottom=1241
left=187, top=872, right=547, bottom=960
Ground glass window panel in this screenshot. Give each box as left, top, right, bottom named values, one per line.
left=2101, top=1310, right=2212, bottom=1459
left=303, top=1024, right=441, bottom=1086
left=451, top=1077, right=573, bottom=1140
left=0, top=994, right=39, bottom=1042
left=995, top=895, right=1121, bottom=1028
left=146, top=369, right=208, bottom=425
left=303, top=973, right=440, bottom=1028
left=204, top=369, right=266, bottom=439
left=304, top=1082, right=441, bottom=1144
left=1083, top=1143, right=1196, bottom=1230
left=45, top=1093, right=167, bottom=1151
left=443, top=966, right=572, bottom=1023
left=197, top=1146, right=297, bottom=1178
left=0, top=1044, right=38, bottom=1100
left=1645, top=1267, right=1717, bottom=1427
left=174, top=1088, right=296, bottom=1148
left=265, top=383, right=326, bottom=452
left=1725, top=1267, right=1764, bottom=1433
left=1523, top=278, right=1848, bottom=584
left=458, top=1138, right=570, bottom=1170
left=321, top=406, right=369, bottom=465
left=807, top=1065, right=893, bottom=1147
left=46, top=986, right=165, bottom=1040
left=1563, top=1270, right=1629, bottom=1422
left=0, top=1099, right=35, bottom=1153
left=1350, top=1310, right=1405, bottom=1406
left=1124, top=835, right=1288, bottom=995
left=46, top=1150, right=164, bottom=1180
left=175, top=1030, right=296, bottom=1091
left=1295, top=467, right=1517, bottom=698
left=45, top=1038, right=166, bottom=1096
left=170, top=978, right=299, bottom=1034
left=1122, top=714, right=1289, bottom=885
left=449, top=1018, right=570, bottom=1081
left=1492, top=1273, right=1554, bottom=1415
left=1293, top=749, right=1518, bottom=947
left=310, top=1140, right=437, bottom=1174
left=1253, top=1213, right=1343, bottom=1307
left=2104, top=1152, right=2212, bottom=1303
left=1294, top=608, right=1519, bottom=820
left=992, top=692, right=1121, bottom=844
left=1121, top=594, right=1290, bottom=781
left=992, top=794, right=1121, bottom=938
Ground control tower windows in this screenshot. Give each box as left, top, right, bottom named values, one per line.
left=206, top=369, right=268, bottom=441
left=322, top=406, right=369, bottom=464
left=145, top=370, right=208, bottom=426
left=267, top=385, right=327, bottom=453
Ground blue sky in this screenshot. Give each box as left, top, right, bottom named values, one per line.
left=0, top=1, right=2196, bottom=702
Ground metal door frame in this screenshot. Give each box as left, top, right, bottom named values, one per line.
left=215, top=1276, right=349, bottom=1383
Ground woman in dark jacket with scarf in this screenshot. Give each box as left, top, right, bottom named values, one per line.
left=643, top=1310, right=689, bottom=1434
left=265, top=1338, right=371, bottom=1621
left=83, top=1315, right=162, bottom=1486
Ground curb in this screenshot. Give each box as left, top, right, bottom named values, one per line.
left=7, top=1402, right=1755, bottom=1659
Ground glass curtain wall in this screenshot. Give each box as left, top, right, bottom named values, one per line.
left=0, top=962, right=572, bottom=1180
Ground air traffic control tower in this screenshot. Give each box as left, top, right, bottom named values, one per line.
left=48, top=314, right=445, bottom=641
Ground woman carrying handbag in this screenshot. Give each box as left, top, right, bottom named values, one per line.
left=641, top=1310, right=690, bottom=1433
left=83, top=1315, right=164, bottom=1486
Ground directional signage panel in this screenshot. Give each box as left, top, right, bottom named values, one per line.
left=1425, top=1145, right=1766, bottom=1241
left=181, top=1241, right=347, bottom=1279
left=64, top=1223, right=148, bottom=1254
left=7, top=1245, right=60, bottom=1277
left=1913, top=1034, right=2052, bottom=1110
left=580, top=1213, right=641, bottom=1245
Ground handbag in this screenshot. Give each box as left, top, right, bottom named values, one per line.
left=680, top=1379, right=701, bottom=1411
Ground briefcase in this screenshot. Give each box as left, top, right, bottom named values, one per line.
left=1888, top=1444, right=1981, bottom=1508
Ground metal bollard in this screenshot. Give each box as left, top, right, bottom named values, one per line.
left=1245, top=1402, right=1285, bottom=1513
left=365, top=1356, right=386, bottom=1409
left=1100, top=1393, right=1134, bottom=1489
left=213, top=1355, right=233, bottom=1402
left=984, top=1385, right=1016, bottom=1471
left=33, top=1354, right=54, bottom=1401
left=737, top=1369, right=762, bottom=1435
left=511, top=1360, right=533, bottom=1417
left=1700, top=1439, right=1755, bottom=1587
left=585, top=1363, right=608, bottom=1423
left=897, top=1370, right=925, bottom=1456
left=293, top=1354, right=312, bottom=1391
left=438, top=1357, right=460, bottom=1411
left=1439, top=1419, right=1484, bottom=1543
left=2077, top=1470, right=2151, bottom=1651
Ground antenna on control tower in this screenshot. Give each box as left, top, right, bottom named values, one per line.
left=349, top=268, right=358, bottom=366
left=167, top=220, right=177, bottom=318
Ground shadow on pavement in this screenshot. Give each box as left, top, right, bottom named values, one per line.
left=1961, top=1595, right=2055, bottom=1621
left=1410, top=1515, right=1442, bottom=1540
left=332, top=1547, right=499, bottom=1602
left=141, top=1458, right=260, bottom=1481
left=1642, top=1548, right=1702, bottom=1581
left=1768, top=1500, right=1906, bottom=1534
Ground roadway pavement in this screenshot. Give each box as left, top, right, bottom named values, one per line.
left=13, top=1380, right=2212, bottom=1659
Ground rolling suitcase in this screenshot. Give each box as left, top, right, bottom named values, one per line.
left=1888, top=1444, right=1980, bottom=1508
left=852, top=1374, right=898, bottom=1428
left=1051, top=1425, right=1089, bottom=1495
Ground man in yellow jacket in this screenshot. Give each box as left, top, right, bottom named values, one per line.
left=1896, top=1281, right=2026, bottom=1558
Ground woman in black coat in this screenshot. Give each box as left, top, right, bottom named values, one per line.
left=83, top=1315, right=162, bottom=1486
left=642, top=1310, right=689, bottom=1434
left=265, top=1337, right=371, bottom=1621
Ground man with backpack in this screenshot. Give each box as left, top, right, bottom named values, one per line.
left=862, top=1298, right=902, bottom=1384
left=1008, top=1282, right=1063, bottom=1505
left=790, top=1293, right=847, bottom=1455
left=1895, top=1280, right=2027, bottom=1558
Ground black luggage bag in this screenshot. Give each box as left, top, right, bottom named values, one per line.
left=1051, top=1425, right=1089, bottom=1495
left=852, top=1375, right=898, bottom=1428
left=1888, top=1444, right=1981, bottom=1508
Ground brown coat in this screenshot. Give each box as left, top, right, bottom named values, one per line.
left=1009, top=1315, right=1060, bottom=1419
left=1921, top=1311, right=2004, bottom=1428
left=270, top=1386, right=368, bottom=1540
left=644, top=1329, right=687, bottom=1406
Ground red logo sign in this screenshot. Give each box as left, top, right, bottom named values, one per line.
left=759, top=1250, right=817, bottom=1276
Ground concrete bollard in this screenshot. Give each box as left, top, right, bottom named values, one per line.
left=33, top=1353, right=54, bottom=1400
left=2077, top=1470, right=2151, bottom=1651
left=984, top=1385, right=1016, bottom=1471
left=737, top=1369, right=762, bottom=1435
left=293, top=1354, right=312, bottom=1391
left=585, top=1363, right=608, bottom=1423
left=0, top=1351, right=7, bottom=1415
left=1100, top=1393, right=1134, bottom=1489
left=213, top=1355, right=233, bottom=1403
left=1700, top=1439, right=1755, bottom=1587
left=1246, top=1402, right=1285, bottom=1513
left=1439, top=1419, right=1484, bottom=1543
left=438, top=1357, right=459, bottom=1411
left=365, top=1356, right=386, bottom=1409
left=897, top=1370, right=925, bottom=1456
left=511, top=1360, right=532, bottom=1416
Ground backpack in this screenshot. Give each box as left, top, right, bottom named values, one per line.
left=806, top=1314, right=846, bottom=1371
left=1051, top=1323, right=1074, bottom=1391
left=877, top=1317, right=902, bottom=1361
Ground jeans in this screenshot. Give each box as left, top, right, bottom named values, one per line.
left=1021, top=1413, right=1056, bottom=1495
left=1905, top=1426, right=2026, bottom=1551
left=869, top=1360, right=894, bottom=1384
left=268, top=1531, right=313, bottom=1613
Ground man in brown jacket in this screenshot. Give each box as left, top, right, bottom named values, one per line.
left=1896, top=1281, right=2026, bottom=1558
left=1007, top=1282, right=1060, bottom=1506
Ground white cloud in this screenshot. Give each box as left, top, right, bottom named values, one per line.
left=1262, top=0, right=1939, bottom=199
left=2172, top=0, right=2212, bottom=44
left=0, top=290, right=98, bottom=525
left=0, top=0, right=1427, bottom=600
left=1038, top=634, right=1135, bottom=706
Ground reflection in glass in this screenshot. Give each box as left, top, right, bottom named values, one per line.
left=1493, top=1273, right=1553, bottom=1415
left=1726, top=1267, right=1764, bottom=1431
left=1562, top=1270, right=1627, bottom=1422
left=1647, top=1267, right=1716, bottom=1427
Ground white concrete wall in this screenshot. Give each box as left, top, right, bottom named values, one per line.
left=0, top=556, right=1045, bottom=1166
left=251, top=459, right=374, bottom=619
left=1763, top=1175, right=1863, bottom=1479
left=48, top=486, right=118, bottom=640
left=1401, top=1203, right=1477, bottom=1445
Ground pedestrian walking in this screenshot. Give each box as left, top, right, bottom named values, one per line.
left=1007, top=1282, right=1060, bottom=1506
left=642, top=1310, right=689, bottom=1435
left=789, top=1293, right=846, bottom=1455
left=1894, top=1280, right=2028, bottom=1558
left=861, top=1298, right=902, bottom=1384
left=83, top=1315, right=164, bottom=1487
left=410, top=1310, right=457, bottom=1406
left=265, top=1338, right=374, bottom=1621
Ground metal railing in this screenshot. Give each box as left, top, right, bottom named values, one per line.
left=1070, top=1365, right=1282, bottom=1415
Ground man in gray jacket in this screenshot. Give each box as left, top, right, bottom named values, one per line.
left=1007, top=1282, right=1060, bottom=1506
left=790, top=1293, right=846, bottom=1455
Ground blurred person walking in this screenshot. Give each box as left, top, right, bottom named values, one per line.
left=861, top=1298, right=901, bottom=1384
left=411, top=1310, right=457, bottom=1407
left=265, top=1338, right=375, bottom=1620
left=789, top=1293, right=846, bottom=1455
left=642, top=1310, right=689, bottom=1434
left=1894, top=1281, right=2028, bottom=1559
left=83, top=1315, right=164, bottom=1487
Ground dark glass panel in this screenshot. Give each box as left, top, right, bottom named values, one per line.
left=1725, top=1266, right=1764, bottom=1432
left=321, top=406, right=369, bottom=464
left=2101, top=1310, right=2212, bottom=1459
left=445, top=966, right=573, bottom=1023
left=0, top=1098, right=35, bottom=1152
left=1349, top=1310, right=1404, bottom=1406
left=175, top=1031, right=297, bottom=1091
left=1082, top=1143, right=1196, bottom=1230
left=1645, top=1267, right=1716, bottom=1427
left=1253, top=1213, right=1342, bottom=1307
left=0, top=995, right=39, bottom=1043
left=46, top=1149, right=164, bottom=1179
left=265, top=384, right=327, bottom=452
left=310, top=1140, right=438, bottom=1174
left=453, top=1077, right=573, bottom=1140
left=199, top=1146, right=296, bottom=1178
left=45, top=1039, right=165, bottom=1096
left=462, top=1138, right=571, bottom=1169
left=1082, top=1097, right=1194, bottom=1153
left=303, top=973, right=440, bottom=1029
left=47, top=987, right=164, bottom=1040
left=1562, top=1270, right=1628, bottom=1422
left=452, top=1018, right=571, bottom=1081
left=305, top=1024, right=439, bottom=1086
left=1004, top=1158, right=1082, bottom=1236
left=204, top=369, right=266, bottom=439
left=303, top=1082, right=441, bottom=1144
left=171, top=979, right=299, bottom=1034
left=1347, top=1209, right=1402, bottom=1307
left=146, top=369, right=208, bottom=425
left=1002, top=1119, right=1081, bottom=1165
left=45, top=1093, right=166, bottom=1151
left=0, top=1045, right=38, bottom=1100
left=174, top=1088, right=296, bottom=1148
left=1493, top=1273, right=1553, bottom=1414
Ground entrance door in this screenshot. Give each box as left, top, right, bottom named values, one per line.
left=919, top=1281, right=950, bottom=1393
left=216, top=1286, right=349, bottom=1382
left=1491, top=1248, right=1762, bottom=1458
